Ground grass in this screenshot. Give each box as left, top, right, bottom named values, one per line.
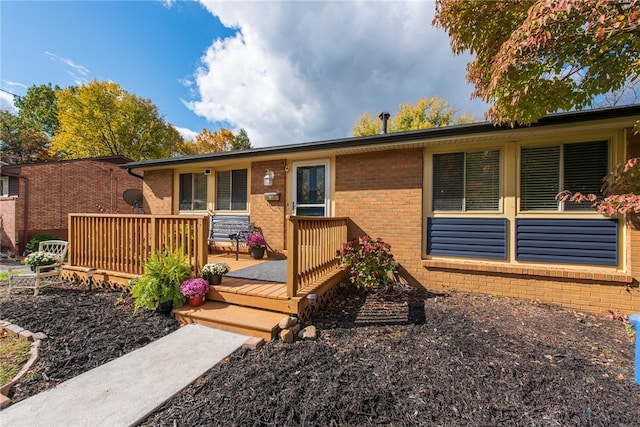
left=0, top=330, right=31, bottom=386
left=0, top=273, right=8, bottom=282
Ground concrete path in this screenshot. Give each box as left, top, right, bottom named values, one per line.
left=0, top=324, right=249, bottom=427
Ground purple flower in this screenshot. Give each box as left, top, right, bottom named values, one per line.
left=180, top=278, right=210, bottom=296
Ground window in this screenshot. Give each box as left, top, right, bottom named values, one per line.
left=0, top=176, right=8, bottom=197
left=179, top=173, right=207, bottom=211
left=432, top=150, right=500, bottom=211
left=520, top=141, right=608, bottom=211
left=216, top=169, right=248, bottom=211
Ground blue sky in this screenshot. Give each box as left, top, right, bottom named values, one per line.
left=1, top=0, right=488, bottom=147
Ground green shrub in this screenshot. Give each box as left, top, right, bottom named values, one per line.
left=130, top=248, right=193, bottom=312
left=25, top=233, right=59, bottom=254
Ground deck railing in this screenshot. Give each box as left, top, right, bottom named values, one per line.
left=68, top=214, right=209, bottom=276
left=286, top=216, right=348, bottom=298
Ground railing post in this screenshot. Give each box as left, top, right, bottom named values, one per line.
left=197, top=215, right=208, bottom=275
left=67, top=214, right=75, bottom=266
left=286, top=216, right=299, bottom=298
left=149, top=215, right=158, bottom=256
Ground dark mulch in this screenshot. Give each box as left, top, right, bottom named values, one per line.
left=1, top=281, right=639, bottom=426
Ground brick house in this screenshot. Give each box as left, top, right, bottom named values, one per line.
left=0, top=156, right=143, bottom=254
left=121, top=105, right=640, bottom=315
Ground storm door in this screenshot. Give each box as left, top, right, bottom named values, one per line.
left=292, top=160, right=329, bottom=216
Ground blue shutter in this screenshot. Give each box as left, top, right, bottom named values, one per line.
left=516, top=218, right=618, bottom=265
left=427, top=218, right=507, bottom=259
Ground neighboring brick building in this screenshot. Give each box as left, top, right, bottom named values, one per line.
left=121, top=105, right=640, bottom=315
left=0, top=156, right=143, bottom=254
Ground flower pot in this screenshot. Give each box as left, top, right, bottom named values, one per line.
left=188, top=294, right=206, bottom=307
left=205, top=273, right=222, bottom=285
left=156, top=300, right=173, bottom=315
left=250, top=246, right=265, bottom=260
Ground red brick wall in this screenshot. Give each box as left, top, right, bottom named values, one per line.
left=335, top=149, right=424, bottom=282
left=332, top=145, right=640, bottom=316
left=250, top=160, right=287, bottom=254
left=6, top=159, right=142, bottom=253
left=0, top=197, right=17, bottom=253
left=143, top=170, right=173, bottom=214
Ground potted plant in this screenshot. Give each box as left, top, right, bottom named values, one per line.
left=245, top=233, right=266, bottom=259
left=130, top=248, right=192, bottom=314
left=180, top=278, right=210, bottom=307
left=202, top=262, right=230, bottom=285
left=23, top=251, right=60, bottom=272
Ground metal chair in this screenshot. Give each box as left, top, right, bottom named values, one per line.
left=8, top=240, right=69, bottom=296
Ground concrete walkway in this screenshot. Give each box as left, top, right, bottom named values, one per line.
left=1, top=324, right=249, bottom=426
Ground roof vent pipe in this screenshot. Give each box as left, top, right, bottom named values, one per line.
left=378, top=111, right=390, bottom=134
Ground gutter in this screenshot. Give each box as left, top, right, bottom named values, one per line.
left=120, top=104, right=640, bottom=171
left=126, top=168, right=144, bottom=179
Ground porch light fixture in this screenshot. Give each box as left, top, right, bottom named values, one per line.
left=263, top=169, right=275, bottom=186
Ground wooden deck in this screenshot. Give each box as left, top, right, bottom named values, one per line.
left=174, top=252, right=343, bottom=340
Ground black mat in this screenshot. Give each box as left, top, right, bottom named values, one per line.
left=226, top=260, right=287, bottom=283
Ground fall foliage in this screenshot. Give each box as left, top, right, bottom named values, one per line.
left=433, top=0, right=640, bottom=126
left=50, top=80, right=184, bottom=161
left=352, top=96, right=474, bottom=137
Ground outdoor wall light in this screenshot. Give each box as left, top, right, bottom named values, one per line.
left=263, top=169, right=275, bottom=186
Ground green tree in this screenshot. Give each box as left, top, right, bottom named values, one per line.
left=231, top=128, right=252, bottom=150
left=0, top=109, right=55, bottom=163
left=51, top=80, right=184, bottom=161
left=14, top=83, right=61, bottom=137
left=352, top=96, right=474, bottom=137
left=433, top=0, right=640, bottom=126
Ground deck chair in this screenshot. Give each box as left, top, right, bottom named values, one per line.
left=7, top=240, right=69, bottom=296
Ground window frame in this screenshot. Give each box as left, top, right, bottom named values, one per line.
left=0, top=176, right=8, bottom=197
left=518, top=140, right=609, bottom=213
left=177, top=172, right=208, bottom=212
left=214, top=168, right=249, bottom=212
left=431, top=149, right=502, bottom=213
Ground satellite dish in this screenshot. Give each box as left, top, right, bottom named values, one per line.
left=123, top=189, right=144, bottom=213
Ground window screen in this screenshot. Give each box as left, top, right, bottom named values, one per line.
left=216, top=169, right=248, bottom=211
left=179, top=173, right=208, bottom=211
left=520, top=141, right=607, bottom=211
left=433, top=150, right=500, bottom=211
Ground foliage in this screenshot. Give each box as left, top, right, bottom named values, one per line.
left=245, top=233, right=266, bottom=248
left=14, top=83, right=61, bottom=137
left=179, top=278, right=210, bottom=296
left=336, top=236, right=397, bottom=290
left=352, top=96, right=474, bottom=136
left=557, top=157, right=640, bottom=216
left=23, top=251, right=59, bottom=270
left=433, top=0, right=640, bottom=128
left=202, top=262, right=230, bottom=276
left=130, top=249, right=192, bottom=312
left=177, top=127, right=252, bottom=155
left=231, top=128, right=252, bottom=150
left=25, top=233, right=60, bottom=254
left=0, top=110, right=57, bottom=164
left=51, top=79, right=184, bottom=161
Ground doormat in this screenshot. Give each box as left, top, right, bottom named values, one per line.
left=226, top=260, right=287, bottom=283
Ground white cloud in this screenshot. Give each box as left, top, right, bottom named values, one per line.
left=45, top=51, right=90, bottom=85
left=0, top=91, right=18, bottom=114
left=194, top=1, right=487, bottom=147
left=175, top=126, right=198, bottom=142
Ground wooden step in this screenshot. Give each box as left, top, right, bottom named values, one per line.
left=173, top=301, right=285, bottom=341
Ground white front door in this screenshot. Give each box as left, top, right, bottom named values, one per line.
left=292, top=160, right=329, bottom=216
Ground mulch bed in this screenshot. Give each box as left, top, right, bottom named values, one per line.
left=1, top=281, right=639, bottom=426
